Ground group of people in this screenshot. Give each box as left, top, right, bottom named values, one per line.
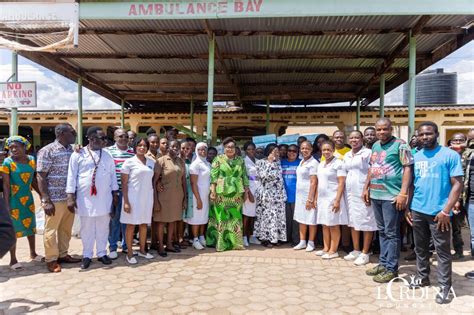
left=1, top=118, right=473, bottom=305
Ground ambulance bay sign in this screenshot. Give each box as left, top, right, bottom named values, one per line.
left=0, top=82, right=37, bottom=108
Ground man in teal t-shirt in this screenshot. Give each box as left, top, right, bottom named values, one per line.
left=363, top=118, right=413, bottom=283
left=407, top=121, right=463, bottom=304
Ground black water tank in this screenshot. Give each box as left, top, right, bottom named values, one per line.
left=403, top=68, right=457, bottom=105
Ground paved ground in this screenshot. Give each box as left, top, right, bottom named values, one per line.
left=1, top=229, right=473, bottom=315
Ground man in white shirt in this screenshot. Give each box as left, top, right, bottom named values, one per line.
left=66, top=127, right=119, bottom=270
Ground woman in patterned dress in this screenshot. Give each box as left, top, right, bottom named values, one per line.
left=1, top=136, right=42, bottom=270
left=206, top=137, right=249, bottom=251
left=254, top=144, right=287, bottom=247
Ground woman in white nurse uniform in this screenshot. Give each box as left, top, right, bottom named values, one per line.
left=316, top=141, right=348, bottom=260
left=343, top=131, right=377, bottom=266
left=293, top=141, right=319, bottom=252
left=242, top=141, right=261, bottom=247
left=187, top=142, right=211, bottom=250
left=121, top=137, right=155, bottom=264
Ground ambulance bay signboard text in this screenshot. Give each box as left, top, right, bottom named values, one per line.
left=0, top=82, right=37, bottom=108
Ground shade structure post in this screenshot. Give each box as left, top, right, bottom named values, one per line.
left=120, top=98, right=125, bottom=129
left=77, top=77, right=83, bottom=145
left=190, top=96, right=194, bottom=135
left=356, top=97, right=361, bottom=131
left=408, top=30, right=416, bottom=138
left=206, top=35, right=215, bottom=145
left=379, top=73, right=385, bottom=118
left=10, top=50, right=18, bottom=136
left=266, top=98, right=270, bottom=134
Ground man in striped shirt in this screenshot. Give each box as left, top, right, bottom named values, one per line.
left=106, top=128, right=135, bottom=259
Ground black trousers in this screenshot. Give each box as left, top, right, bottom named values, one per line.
left=0, top=196, right=15, bottom=258
left=412, top=210, right=452, bottom=288
left=285, top=203, right=299, bottom=245
left=451, top=210, right=465, bottom=253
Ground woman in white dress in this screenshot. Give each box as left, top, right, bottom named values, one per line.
left=186, top=142, right=211, bottom=250
left=242, top=141, right=260, bottom=247
left=343, top=131, right=377, bottom=266
left=121, top=137, right=155, bottom=264
left=316, top=140, right=348, bottom=260
left=293, top=141, right=319, bottom=252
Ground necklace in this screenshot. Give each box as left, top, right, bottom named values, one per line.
left=87, top=146, right=102, bottom=196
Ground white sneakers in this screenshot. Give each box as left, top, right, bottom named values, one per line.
left=249, top=236, right=261, bottom=245
left=354, top=253, right=370, bottom=266
left=193, top=239, right=204, bottom=250
left=315, top=250, right=327, bottom=256
left=109, top=251, right=118, bottom=260
left=344, top=250, right=361, bottom=261
left=243, top=236, right=250, bottom=247
left=126, top=255, right=138, bottom=265
left=198, top=236, right=206, bottom=247
left=293, top=241, right=307, bottom=250
left=322, top=252, right=339, bottom=260
left=305, top=241, right=315, bottom=252
left=138, top=252, right=154, bottom=259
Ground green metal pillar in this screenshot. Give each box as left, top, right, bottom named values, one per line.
left=266, top=98, right=270, bottom=134
left=206, top=35, right=215, bottom=145
left=10, top=51, right=18, bottom=136
left=356, top=97, right=361, bottom=131
left=190, top=97, right=194, bottom=134
left=77, top=77, right=83, bottom=145
left=379, top=73, right=385, bottom=118
left=120, top=98, right=125, bottom=129
left=408, top=31, right=416, bottom=138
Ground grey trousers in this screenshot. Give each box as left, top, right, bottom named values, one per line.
left=412, top=210, right=452, bottom=288
left=0, top=196, right=15, bottom=258
left=285, top=203, right=299, bottom=245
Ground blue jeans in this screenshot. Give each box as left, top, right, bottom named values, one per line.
left=372, top=199, right=402, bottom=272
left=468, top=201, right=474, bottom=255
left=108, top=192, right=127, bottom=252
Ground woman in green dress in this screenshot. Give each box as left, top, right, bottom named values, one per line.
left=1, top=136, right=42, bottom=270
left=207, top=137, right=249, bottom=251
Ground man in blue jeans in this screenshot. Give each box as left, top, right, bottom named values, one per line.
left=106, top=128, right=135, bottom=259
left=406, top=121, right=463, bottom=304
left=363, top=118, right=413, bottom=283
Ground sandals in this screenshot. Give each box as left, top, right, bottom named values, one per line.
left=10, top=262, right=23, bottom=271
left=32, top=255, right=45, bottom=262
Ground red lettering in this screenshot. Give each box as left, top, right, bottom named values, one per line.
left=7, top=83, right=21, bottom=90
left=254, top=0, right=263, bottom=12
left=234, top=1, right=244, bottom=12
left=246, top=1, right=254, bottom=12
left=138, top=4, right=153, bottom=15
left=155, top=4, right=163, bottom=15
left=196, top=3, right=206, bottom=14
left=27, top=91, right=32, bottom=97
left=186, top=3, right=195, bottom=14
left=218, top=2, right=228, bottom=14
left=208, top=2, right=217, bottom=13
left=128, top=4, right=137, bottom=16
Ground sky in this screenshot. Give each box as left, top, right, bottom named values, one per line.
left=0, top=41, right=472, bottom=110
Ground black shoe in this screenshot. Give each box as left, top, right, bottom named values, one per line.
left=81, top=258, right=91, bottom=270
left=405, top=251, right=417, bottom=261
left=408, top=277, right=430, bottom=289
left=435, top=286, right=452, bottom=304
left=158, top=251, right=168, bottom=258
left=401, top=245, right=408, bottom=252
left=98, top=255, right=112, bottom=265
left=452, top=251, right=465, bottom=260
left=465, top=271, right=474, bottom=279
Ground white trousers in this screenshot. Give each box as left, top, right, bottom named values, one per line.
left=80, top=215, right=110, bottom=259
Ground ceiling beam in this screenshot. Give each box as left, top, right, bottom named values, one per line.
left=356, top=15, right=432, bottom=98
left=111, top=81, right=366, bottom=89
left=362, top=27, right=474, bottom=105
left=86, top=67, right=405, bottom=75
left=1, top=26, right=463, bottom=36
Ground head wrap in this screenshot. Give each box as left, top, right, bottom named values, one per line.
left=5, top=136, right=31, bottom=150
left=195, top=142, right=209, bottom=165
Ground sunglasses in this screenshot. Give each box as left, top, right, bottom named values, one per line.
left=288, top=149, right=298, bottom=153
left=117, top=135, right=129, bottom=139
left=90, top=136, right=107, bottom=141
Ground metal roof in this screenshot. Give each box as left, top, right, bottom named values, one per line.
left=3, top=10, right=473, bottom=110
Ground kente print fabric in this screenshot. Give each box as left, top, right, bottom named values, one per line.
left=206, top=154, right=249, bottom=251
left=0, top=155, right=36, bottom=238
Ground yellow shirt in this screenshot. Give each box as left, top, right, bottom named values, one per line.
left=321, top=146, right=351, bottom=161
